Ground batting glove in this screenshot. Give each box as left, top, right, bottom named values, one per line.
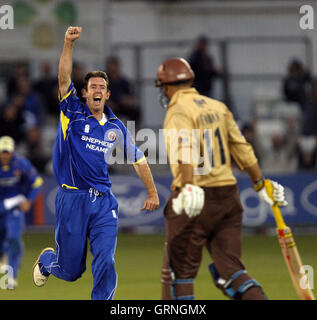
left=254, top=178, right=288, bottom=207
left=172, top=184, right=205, bottom=218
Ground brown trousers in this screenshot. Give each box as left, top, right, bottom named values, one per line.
left=161, top=184, right=266, bottom=300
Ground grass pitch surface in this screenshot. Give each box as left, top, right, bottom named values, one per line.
left=1, top=232, right=317, bottom=300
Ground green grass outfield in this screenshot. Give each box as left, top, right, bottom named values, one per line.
left=1, top=232, right=317, bottom=300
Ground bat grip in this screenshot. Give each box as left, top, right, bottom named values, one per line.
left=272, top=204, right=287, bottom=230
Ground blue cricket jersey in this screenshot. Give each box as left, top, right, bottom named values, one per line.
left=53, top=81, right=145, bottom=193
left=0, top=154, right=43, bottom=202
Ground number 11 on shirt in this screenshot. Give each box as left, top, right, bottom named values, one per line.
left=203, top=128, right=226, bottom=169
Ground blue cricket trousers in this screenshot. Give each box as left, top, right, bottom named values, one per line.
left=0, top=209, right=25, bottom=278
left=39, top=187, right=118, bottom=300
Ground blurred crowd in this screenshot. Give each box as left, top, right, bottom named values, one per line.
left=0, top=36, right=316, bottom=175
left=241, top=58, right=317, bottom=174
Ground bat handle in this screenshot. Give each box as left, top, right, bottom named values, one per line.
left=272, top=204, right=287, bottom=230
left=266, top=180, right=287, bottom=230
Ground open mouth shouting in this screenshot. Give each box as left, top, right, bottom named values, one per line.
left=93, top=95, right=102, bottom=107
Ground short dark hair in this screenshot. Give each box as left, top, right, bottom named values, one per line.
left=84, top=70, right=109, bottom=90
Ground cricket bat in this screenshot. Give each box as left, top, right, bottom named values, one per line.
left=268, top=183, right=315, bottom=300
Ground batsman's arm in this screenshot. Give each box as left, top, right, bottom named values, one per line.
left=244, top=162, right=263, bottom=184
left=58, top=26, right=82, bottom=98
left=224, top=108, right=263, bottom=183
left=179, top=163, right=194, bottom=187
left=133, top=159, right=159, bottom=211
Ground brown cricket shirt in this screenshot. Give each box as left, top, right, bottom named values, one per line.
left=163, top=88, right=258, bottom=190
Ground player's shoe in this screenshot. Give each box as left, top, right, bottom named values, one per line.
left=32, top=247, right=54, bottom=287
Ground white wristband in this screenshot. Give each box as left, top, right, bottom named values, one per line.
left=3, top=195, right=27, bottom=210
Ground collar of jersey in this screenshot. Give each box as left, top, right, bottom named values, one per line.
left=86, top=105, right=117, bottom=122
left=168, top=88, right=198, bottom=109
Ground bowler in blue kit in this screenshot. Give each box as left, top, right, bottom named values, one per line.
left=33, top=26, right=159, bottom=300
left=0, top=136, right=43, bottom=288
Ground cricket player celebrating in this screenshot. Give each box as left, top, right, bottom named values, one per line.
left=0, top=136, right=43, bottom=289
left=32, top=26, right=159, bottom=300
left=155, top=58, right=287, bottom=300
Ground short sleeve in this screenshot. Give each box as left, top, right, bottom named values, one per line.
left=59, top=81, right=83, bottom=115
left=226, top=109, right=258, bottom=170
left=19, top=157, right=43, bottom=201
left=115, top=122, right=145, bottom=164
left=19, top=157, right=38, bottom=184
left=58, top=81, right=86, bottom=140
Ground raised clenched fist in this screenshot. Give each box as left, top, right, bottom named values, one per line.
left=65, top=26, right=82, bottom=42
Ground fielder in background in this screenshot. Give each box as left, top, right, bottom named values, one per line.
left=155, top=58, right=288, bottom=300
left=32, top=26, right=159, bottom=300
left=0, top=136, right=43, bottom=289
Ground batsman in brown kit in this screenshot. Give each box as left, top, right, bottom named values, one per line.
left=155, top=57, right=288, bottom=300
